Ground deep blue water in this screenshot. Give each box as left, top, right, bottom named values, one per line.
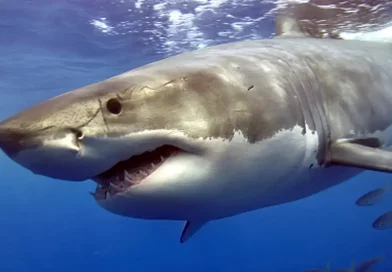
left=0, top=1, right=392, bottom=271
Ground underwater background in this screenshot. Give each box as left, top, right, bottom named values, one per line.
left=1, top=0, right=392, bottom=271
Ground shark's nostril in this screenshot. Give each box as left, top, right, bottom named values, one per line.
left=68, top=128, right=84, bottom=141
left=75, top=130, right=84, bottom=140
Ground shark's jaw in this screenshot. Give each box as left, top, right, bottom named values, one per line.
left=0, top=127, right=217, bottom=220
left=91, top=144, right=185, bottom=200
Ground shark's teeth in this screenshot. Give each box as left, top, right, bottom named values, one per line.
left=93, top=145, right=182, bottom=200
left=124, top=176, right=133, bottom=185
left=110, top=182, right=125, bottom=193
left=124, top=170, right=138, bottom=184
left=124, top=169, right=133, bottom=179
left=139, top=170, right=148, bottom=176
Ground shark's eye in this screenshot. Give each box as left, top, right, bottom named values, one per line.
left=106, top=98, right=122, bottom=115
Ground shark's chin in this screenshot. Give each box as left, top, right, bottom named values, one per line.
left=91, top=145, right=186, bottom=200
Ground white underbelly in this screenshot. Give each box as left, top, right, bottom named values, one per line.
left=199, top=124, right=365, bottom=220
left=260, top=164, right=364, bottom=207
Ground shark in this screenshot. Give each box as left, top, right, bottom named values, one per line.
left=1, top=2, right=392, bottom=243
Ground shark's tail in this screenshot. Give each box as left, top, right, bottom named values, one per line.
left=325, top=262, right=330, bottom=271
left=378, top=252, right=386, bottom=261
left=349, top=259, right=356, bottom=272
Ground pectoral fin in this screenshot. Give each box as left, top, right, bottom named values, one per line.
left=330, top=139, right=392, bottom=173
left=180, top=221, right=207, bottom=244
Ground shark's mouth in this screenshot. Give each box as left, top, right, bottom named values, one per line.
left=91, top=145, right=183, bottom=200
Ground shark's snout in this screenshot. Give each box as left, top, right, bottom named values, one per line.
left=0, top=113, right=91, bottom=181
left=0, top=125, right=35, bottom=157
left=0, top=117, right=81, bottom=156
left=0, top=82, right=112, bottom=181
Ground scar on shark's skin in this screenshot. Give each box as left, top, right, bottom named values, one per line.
left=0, top=1, right=392, bottom=243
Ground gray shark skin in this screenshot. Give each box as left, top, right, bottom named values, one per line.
left=1, top=12, right=392, bottom=242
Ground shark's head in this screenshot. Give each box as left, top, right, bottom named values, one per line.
left=0, top=60, right=278, bottom=220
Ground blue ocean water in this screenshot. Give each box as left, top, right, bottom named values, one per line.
left=0, top=1, right=392, bottom=271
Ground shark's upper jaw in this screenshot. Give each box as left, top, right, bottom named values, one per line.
left=91, top=144, right=185, bottom=200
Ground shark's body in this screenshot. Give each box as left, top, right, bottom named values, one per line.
left=1, top=12, right=392, bottom=242
left=94, top=37, right=392, bottom=219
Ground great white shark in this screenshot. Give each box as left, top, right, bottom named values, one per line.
left=1, top=4, right=392, bottom=243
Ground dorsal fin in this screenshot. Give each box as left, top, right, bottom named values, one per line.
left=274, top=0, right=392, bottom=40
left=275, top=15, right=306, bottom=38
left=274, top=3, right=342, bottom=39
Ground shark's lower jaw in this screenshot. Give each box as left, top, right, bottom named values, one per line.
left=91, top=145, right=184, bottom=200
